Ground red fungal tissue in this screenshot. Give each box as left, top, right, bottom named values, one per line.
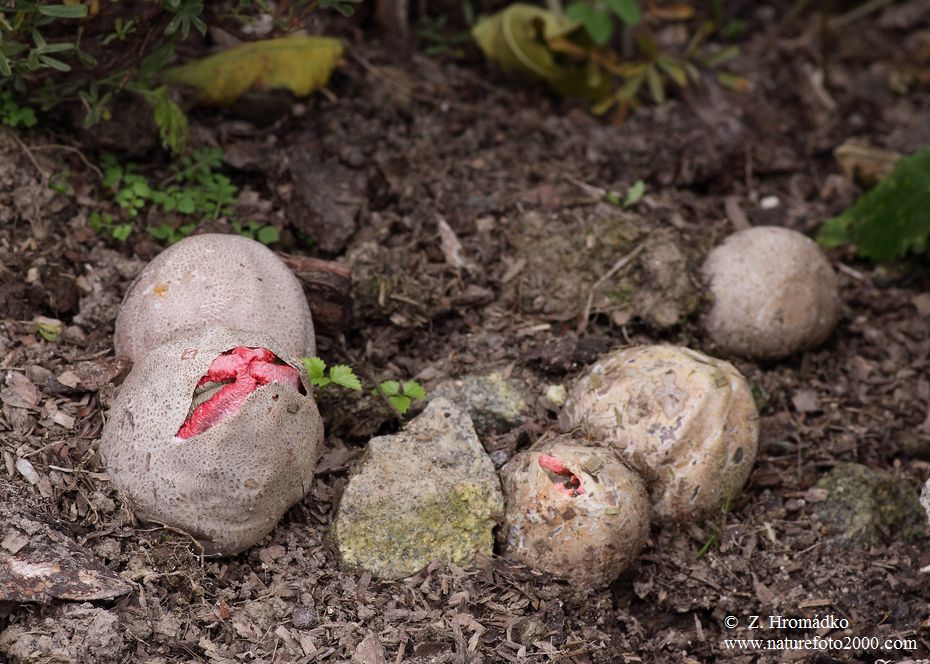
left=177, top=347, right=300, bottom=439
left=538, top=454, right=585, bottom=497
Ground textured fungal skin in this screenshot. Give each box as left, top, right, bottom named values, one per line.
left=114, top=234, right=316, bottom=362
left=701, top=226, right=841, bottom=360
left=560, top=345, right=758, bottom=524
left=500, top=438, right=650, bottom=588
left=100, top=327, right=324, bottom=555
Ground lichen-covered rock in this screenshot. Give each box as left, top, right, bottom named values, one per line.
left=817, top=463, right=924, bottom=546
left=100, top=327, right=324, bottom=555
left=333, top=398, right=503, bottom=579
left=500, top=437, right=650, bottom=588
left=114, top=233, right=315, bottom=362
left=701, top=226, right=841, bottom=360
left=560, top=345, right=758, bottom=524
left=430, top=372, right=528, bottom=434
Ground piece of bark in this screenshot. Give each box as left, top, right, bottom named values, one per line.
left=0, top=510, right=131, bottom=603
left=279, top=254, right=352, bottom=337
left=286, top=149, right=366, bottom=254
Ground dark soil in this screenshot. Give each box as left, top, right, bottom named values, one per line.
left=3, top=3, right=930, bottom=662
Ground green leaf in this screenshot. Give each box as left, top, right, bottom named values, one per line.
left=37, top=55, right=71, bottom=72
left=149, top=86, right=190, bottom=155
left=656, top=54, right=687, bottom=87
left=566, top=2, right=613, bottom=46
left=176, top=195, right=196, bottom=214
left=379, top=380, right=401, bottom=396
left=38, top=5, right=89, bottom=18
left=817, top=148, right=930, bottom=261
left=330, top=365, right=361, bottom=390
left=256, top=225, right=279, bottom=245
left=623, top=180, right=646, bottom=207
left=402, top=380, right=426, bottom=400
left=163, top=34, right=343, bottom=106
left=302, top=356, right=328, bottom=386
left=646, top=64, right=665, bottom=104
left=112, top=223, right=133, bottom=241
left=815, top=216, right=852, bottom=249
left=603, top=0, right=641, bottom=25
left=388, top=394, right=412, bottom=415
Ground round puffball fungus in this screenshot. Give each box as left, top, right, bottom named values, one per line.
left=560, top=345, right=758, bottom=524
left=500, top=437, right=650, bottom=589
left=701, top=225, right=841, bottom=360
left=114, top=233, right=315, bottom=362
left=100, top=327, right=324, bottom=555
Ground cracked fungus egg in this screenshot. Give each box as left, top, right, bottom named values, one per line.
left=701, top=226, right=841, bottom=360
left=500, top=438, right=650, bottom=589
left=559, top=345, right=758, bottom=524
left=114, top=233, right=316, bottom=362
left=100, top=327, right=324, bottom=555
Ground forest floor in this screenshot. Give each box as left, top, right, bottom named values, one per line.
left=2, top=3, right=930, bottom=663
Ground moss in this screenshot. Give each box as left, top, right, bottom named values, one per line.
left=816, top=463, right=925, bottom=546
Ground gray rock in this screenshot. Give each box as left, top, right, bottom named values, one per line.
left=816, top=463, right=925, bottom=546
left=333, top=398, right=503, bottom=579
left=430, top=372, right=528, bottom=435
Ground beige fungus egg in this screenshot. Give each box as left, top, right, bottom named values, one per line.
left=100, top=327, right=324, bottom=555
left=701, top=225, right=841, bottom=360
left=500, top=437, right=650, bottom=588
left=114, top=233, right=315, bottom=362
left=560, top=345, right=759, bottom=524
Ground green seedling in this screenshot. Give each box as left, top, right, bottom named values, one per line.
left=601, top=179, right=646, bottom=208
left=148, top=222, right=197, bottom=244
left=89, top=211, right=134, bottom=242
left=233, top=221, right=280, bottom=245
left=372, top=380, right=427, bottom=416
left=0, top=91, right=37, bottom=128
left=301, top=357, right=362, bottom=391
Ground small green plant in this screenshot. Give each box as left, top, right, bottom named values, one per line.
left=103, top=17, right=137, bottom=45
left=301, top=357, right=427, bottom=415
left=565, top=0, right=640, bottom=47
left=818, top=147, right=930, bottom=262
left=372, top=380, right=427, bottom=416
left=96, top=148, right=240, bottom=243
left=148, top=221, right=198, bottom=244
left=88, top=211, right=134, bottom=242
left=233, top=220, right=280, bottom=245
left=0, top=91, right=37, bottom=128
left=302, top=357, right=362, bottom=390
left=601, top=179, right=645, bottom=207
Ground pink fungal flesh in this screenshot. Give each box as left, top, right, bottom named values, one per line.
left=538, top=454, right=585, bottom=497
left=176, top=346, right=301, bottom=439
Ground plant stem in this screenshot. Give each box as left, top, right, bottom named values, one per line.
left=827, top=0, right=893, bottom=30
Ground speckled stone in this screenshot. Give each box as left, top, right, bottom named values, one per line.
left=430, top=372, right=527, bottom=435
left=817, top=463, right=924, bottom=546
left=333, top=398, right=503, bottom=579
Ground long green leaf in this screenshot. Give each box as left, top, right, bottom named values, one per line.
left=39, top=5, right=88, bottom=18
